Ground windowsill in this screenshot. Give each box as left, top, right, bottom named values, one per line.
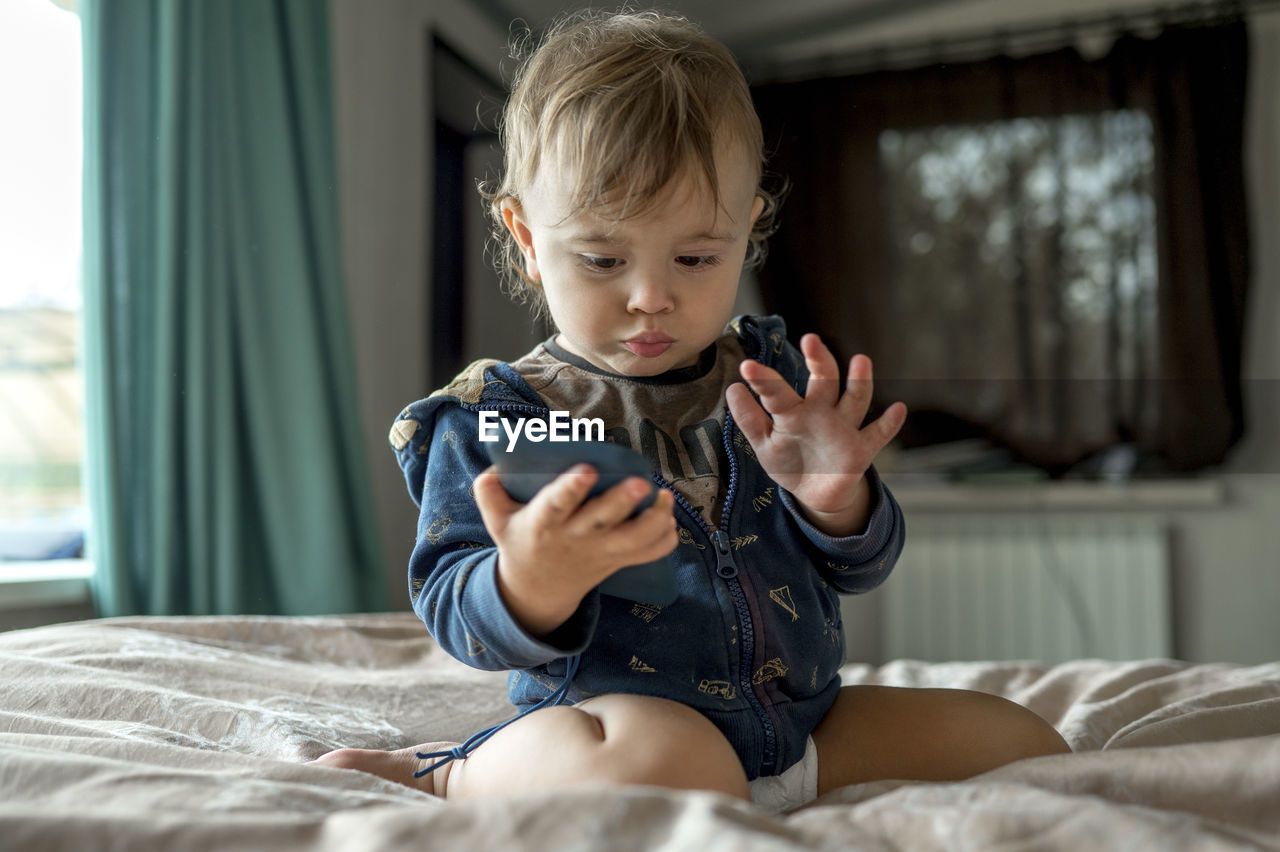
left=0, top=559, right=93, bottom=610
left=884, top=476, right=1226, bottom=512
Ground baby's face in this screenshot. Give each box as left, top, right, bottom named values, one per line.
left=503, top=141, right=763, bottom=377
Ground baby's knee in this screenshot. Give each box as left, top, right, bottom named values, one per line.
left=581, top=694, right=750, bottom=798
left=962, top=691, right=1071, bottom=761
left=458, top=694, right=748, bottom=799
left=1011, top=710, right=1072, bottom=758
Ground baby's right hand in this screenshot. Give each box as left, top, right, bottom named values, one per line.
left=472, top=464, right=677, bottom=637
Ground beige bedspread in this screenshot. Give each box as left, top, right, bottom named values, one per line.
left=1, top=613, right=1277, bottom=850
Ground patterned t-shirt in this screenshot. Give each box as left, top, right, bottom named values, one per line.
left=510, top=331, right=748, bottom=528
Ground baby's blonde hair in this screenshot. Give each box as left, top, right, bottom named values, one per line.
left=481, top=8, right=779, bottom=317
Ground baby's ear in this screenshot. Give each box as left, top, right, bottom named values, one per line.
left=500, top=198, right=534, bottom=253
left=499, top=198, right=540, bottom=281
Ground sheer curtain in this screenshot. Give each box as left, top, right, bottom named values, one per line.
left=80, top=0, right=386, bottom=615
left=753, top=21, right=1250, bottom=474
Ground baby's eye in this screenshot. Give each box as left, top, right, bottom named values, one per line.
left=580, top=255, right=623, bottom=271
left=675, top=255, right=722, bottom=269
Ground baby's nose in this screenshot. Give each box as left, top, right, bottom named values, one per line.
left=626, top=273, right=675, bottom=313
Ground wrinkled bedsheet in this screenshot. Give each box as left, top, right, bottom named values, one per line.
left=1, top=614, right=1277, bottom=850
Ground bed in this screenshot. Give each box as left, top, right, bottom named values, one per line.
left=1, top=613, right=1277, bottom=850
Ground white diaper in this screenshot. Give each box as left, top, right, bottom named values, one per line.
left=748, top=736, right=819, bottom=814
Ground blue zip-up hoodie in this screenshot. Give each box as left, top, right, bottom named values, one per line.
left=389, top=315, right=905, bottom=779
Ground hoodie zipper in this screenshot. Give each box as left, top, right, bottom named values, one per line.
left=655, top=412, right=779, bottom=776
left=470, top=394, right=781, bottom=774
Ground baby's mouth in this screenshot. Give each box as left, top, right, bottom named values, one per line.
left=623, top=332, right=674, bottom=358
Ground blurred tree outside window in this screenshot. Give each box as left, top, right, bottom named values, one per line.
left=876, top=111, right=1160, bottom=467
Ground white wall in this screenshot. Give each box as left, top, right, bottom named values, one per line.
left=332, top=0, right=1280, bottom=663
left=1180, top=8, right=1280, bottom=664
left=330, top=0, right=510, bottom=601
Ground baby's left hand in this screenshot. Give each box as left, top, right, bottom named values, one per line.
left=725, top=333, right=906, bottom=537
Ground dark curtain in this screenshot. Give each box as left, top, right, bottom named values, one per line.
left=753, top=21, right=1250, bottom=473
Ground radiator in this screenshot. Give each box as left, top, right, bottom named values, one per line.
left=879, top=516, right=1172, bottom=664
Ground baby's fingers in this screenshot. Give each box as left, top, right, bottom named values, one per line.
left=800, top=333, right=841, bottom=408
left=864, top=401, right=909, bottom=450
left=839, top=354, right=876, bottom=422
left=473, top=466, right=519, bottom=537
left=528, top=464, right=599, bottom=523
left=568, top=475, right=656, bottom=534
left=737, top=358, right=802, bottom=417
left=617, top=489, right=679, bottom=562
left=726, top=381, right=773, bottom=447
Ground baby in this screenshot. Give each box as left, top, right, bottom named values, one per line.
left=314, top=8, right=1069, bottom=812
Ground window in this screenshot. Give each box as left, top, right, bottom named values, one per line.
left=753, top=21, right=1251, bottom=475
left=876, top=111, right=1160, bottom=469
left=0, top=0, right=85, bottom=563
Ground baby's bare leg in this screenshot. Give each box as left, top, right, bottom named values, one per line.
left=308, top=740, right=460, bottom=796
left=447, top=693, right=749, bottom=800
left=812, top=685, right=1071, bottom=794
left=310, top=693, right=749, bottom=801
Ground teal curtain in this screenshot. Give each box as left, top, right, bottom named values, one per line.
left=81, top=0, right=386, bottom=615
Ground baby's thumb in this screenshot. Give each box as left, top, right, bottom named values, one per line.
left=472, top=466, right=517, bottom=532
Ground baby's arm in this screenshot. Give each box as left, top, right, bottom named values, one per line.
left=725, top=333, right=906, bottom=537
left=405, top=407, right=677, bottom=664
left=782, top=464, right=905, bottom=594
